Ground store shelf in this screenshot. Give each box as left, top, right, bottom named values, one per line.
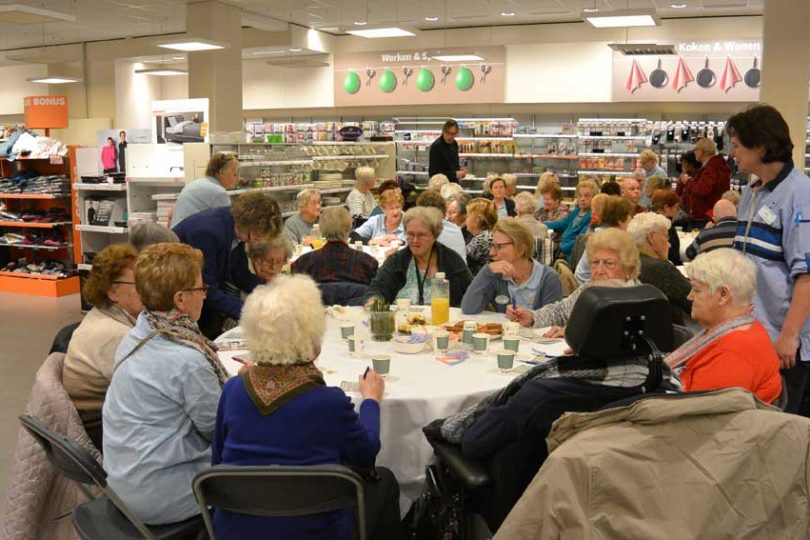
left=578, top=135, right=648, bottom=141
left=0, top=221, right=71, bottom=229
left=74, top=183, right=128, bottom=192
left=578, top=152, right=639, bottom=158
left=577, top=170, right=636, bottom=176
left=0, top=193, right=70, bottom=200
left=516, top=185, right=537, bottom=190
left=561, top=187, right=577, bottom=191
left=394, top=129, right=441, bottom=134
left=514, top=173, right=540, bottom=177
left=459, top=153, right=514, bottom=158
left=0, top=273, right=80, bottom=297
left=151, top=193, right=181, bottom=201
left=514, top=154, right=578, bottom=159
left=312, top=154, right=389, bottom=161
left=78, top=263, right=93, bottom=271
left=513, top=133, right=577, bottom=139
left=457, top=137, right=513, bottom=141
left=238, top=160, right=312, bottom=167
left=126, top=177, right=185, bottom=186
left=75, top=224, right=128, bottom=234
left=311, top=141, right=392, bottom=146
left=319, top=187, right=352, bottom=195
left=395, top=141, right=432, bottom=145
left=0, top=242, right=71, bottom=251
left=396, top=170, right=429, bottom=175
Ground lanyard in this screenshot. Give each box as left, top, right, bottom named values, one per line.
left=415, top=248, right=435, bottom=305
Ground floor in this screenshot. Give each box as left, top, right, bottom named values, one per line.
left=0, top=292, right=83, bottom=530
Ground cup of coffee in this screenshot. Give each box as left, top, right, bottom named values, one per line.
left=463, top=321, right=477, bottom=345
left=354, top=241, right=363, bottom=251
left=503, top=336, right=520, bottom=353
left=497, top=350, right=515, bottom=372
left=504, top=321, right=521, bottom=337
left=372, top=354, right=391, bottom=376
left=340, top=323, right=355, bottom=340
left=433, top=330, right=450, bottom=353
left=348, top=336, right=363, bottom=358
left=472, top=333, right=490, bottom=354
left=396, top=298, right=412, bottom=312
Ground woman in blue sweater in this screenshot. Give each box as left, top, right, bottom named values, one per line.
left=545, top=179, right=597, bottom=261
left=211, top=274, right=402, bottom=540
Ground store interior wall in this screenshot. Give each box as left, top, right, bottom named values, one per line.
left=0, top=64, right=47, bottom=114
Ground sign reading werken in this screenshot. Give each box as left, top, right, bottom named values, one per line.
left=24, top=95, right=69, bottom=129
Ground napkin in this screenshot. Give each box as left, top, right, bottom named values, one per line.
left=719, top=56, right=742, bottom=92
left=671, top=57, right=694, bottom=92
left=625, top=59, right=647, bottom=93
left=436, top=349, right=469, bottom=366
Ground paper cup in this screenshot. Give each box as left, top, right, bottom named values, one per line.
left=504, top=321, right=521, bottom=337
left=433, top=331, right=450, bottom=353
left=497, top=350, right=515, bottom=371
left=354, top=241, right=363, bottom=251
left=472, top=332, right=490, bottom=354
left=372, top=354, right=391, bottom=375
left=503, top=336, right=520, bottom=353
left=348, top=336, right=363, bottom=357
left=340, top=323, right=355, bottom=340
left=463, top=321, right=478, bottom=345
left=396, top=298, right=412, bottom=311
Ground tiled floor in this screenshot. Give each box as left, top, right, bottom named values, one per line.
left=0, top=292, right=83, bottom=530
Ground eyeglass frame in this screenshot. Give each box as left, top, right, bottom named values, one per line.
left=491, top=241, right=515, bottom=252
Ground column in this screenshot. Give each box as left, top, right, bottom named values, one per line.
left=759, top=0, right=810, bottom=167
left=186, top=1, right=243, bottom=133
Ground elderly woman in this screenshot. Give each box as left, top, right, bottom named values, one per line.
left=346, top=166, right=377, bottom=218
left=292, top=206, right=378, bottom=285
left=63, top=243, right=142, bottom=449
left=416, top=190, right=467, bottom=262
left=534, top=171, right=560, bottom=200
left=627, top=212, right=692, bottom=324
left=170, top=152, right=238, bottom=227
left=514, top=192, right=547, bottom=239
left=574, top=195, right=634, bottom=283
left=354, top=189, right=405, bottom=246
left=284, top=188, right=321, bottom=244
left=545, top=179, right=597, bottom=262
left=212, top=275, right=400, bottom=540
left=447, top=193, right=473, bottom=244
left=366, top=206, right=472, bottom=306
left=507, top=228, right=640, bottom=336
left=535, top=184, right=568, bottom=227
left=428, top=173, right=449, bottom=193
left=465, top=198, right=499, bottom=276
left=103, top=243, right=226, bottom=525
left=129, top=221, right=179, bottom=251
left=650, top=188, right=682, bottom=266
left=664, top=249, right=781, bottom=402
left=484, top=176, right=516, bottom=218
left=247, top=235, right=292, bottom=283
left=369, top=179, right=401, bottom=217
left=440, top=182, right=463, bottom=201
left=462, top=219, right=561, bottom=314
left=503, top=174, right=518, bottom=198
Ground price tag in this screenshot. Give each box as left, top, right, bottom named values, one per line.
left=49, top=155, right=63, bottom=165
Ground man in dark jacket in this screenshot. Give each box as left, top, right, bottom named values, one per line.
left=173, top=191, right=283, bottom=339
left=677, top=137, right=731, bottom=227
left=429, top=119, right=466, bottom=183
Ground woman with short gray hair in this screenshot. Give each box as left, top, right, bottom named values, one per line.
left=664, top=248, right=781, bottom=403
left=346, top=166, right=377, bottom=218
left=129, top=221, right=179, bottom=252
left=284, top=188, right=321, bottom=244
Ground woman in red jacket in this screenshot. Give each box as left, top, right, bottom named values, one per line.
left=676, top=137, right=731, bottom=227
left=665, top=248, right=781, bottom=403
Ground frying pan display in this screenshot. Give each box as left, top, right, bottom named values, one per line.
left=697, top=58, right=716, bottom=88
left=650, top=58, right=668, bottom=88
left=744, top=57, right=761, bottom=88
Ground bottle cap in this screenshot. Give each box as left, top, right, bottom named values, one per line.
left=436, top=272, right=445, bottom=279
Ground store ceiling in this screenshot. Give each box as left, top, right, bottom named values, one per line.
left=0, top=0, right=764, bottom=52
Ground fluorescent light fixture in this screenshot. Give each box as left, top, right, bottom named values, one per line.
left=346, top=27, right=415, bottom=38
left=501, top=11, right=515, bottom=17
left=0, top=4, right=75, bottom=24
left=27, top=76, right=81, bottom=84
left=135, top=68, right=188, bottom=76
left=251, top=50, right=286, bottom=56
left=432, top=53, right=485, bottom=62
left=584, top=10, right=659, bottom=28
left=353, top=20, right=367, bottom=26
left=583, top=7, right=599, bottom=13
left=172, top=55, right=185, bottom=60
left=289, top=47, right=302, bottom=52
left=155, top=38, right=228, bottom=51
left=425, top=16, right=439, bottom=21
left=670, top=3, right=688, bottom=8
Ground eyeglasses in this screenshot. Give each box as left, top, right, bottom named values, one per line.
left=185, top=285, right=209, bottom=296
left=444, top=129, right=458, bottom=136
left=491, top=241, right=514, bottom=252
left=255, top=257, right=287, bottom=268
left=591, top=259, right=619, bottom=270
left=112, top=280, right=135, bottom=285
left=406, top=232, right=432, bottom=241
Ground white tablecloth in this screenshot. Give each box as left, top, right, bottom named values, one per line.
left=215, top=307, right=568, bottom=511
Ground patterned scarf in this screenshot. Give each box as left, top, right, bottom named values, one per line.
left=145, top=310, right=228, bottom=386
left=241, top=363, right=325, bottom=415
left=664, top=313, right=756, bottom=372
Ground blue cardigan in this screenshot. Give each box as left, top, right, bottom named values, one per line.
left=211, top=375, right=381, bottom=540
left=546, top=209, right=591, bottom=260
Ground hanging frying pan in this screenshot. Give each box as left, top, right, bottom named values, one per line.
left=649, top=58, right=668, bottom=88
left=697, top=57, right=716, bottom=88
left=744, top=57, right=761, bottom=88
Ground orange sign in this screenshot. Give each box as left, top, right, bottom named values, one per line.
left=24, top=95, right=69, bottom=129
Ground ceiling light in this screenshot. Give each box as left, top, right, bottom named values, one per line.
left=432, top=53, right=485, bottom=62
left=289, top=47, right=302, bottom=52
left=583, top=7, right=599, bottom=13
left=501, top=12, right=515, bottom=17
left=346, top=27, right=416, bottom=38
left=27, top=76, right=81, bottom=84
left=172, top=55, right=185, bottom=60
left=0, top=4, right=75, bottom=24
left=135, top=68, right=188, bottom=76
left=425, top=16, right=439, bottom=21
left=584, top=10, right=659, bottom=28
left=155, top=38, right=228, bottom=52
left=670, top=3, right=688, bottom=8
left=353, top=20, right=367, bottom=26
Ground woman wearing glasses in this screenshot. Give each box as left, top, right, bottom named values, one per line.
left=461, top=219, right=561, bottom=314
left=507, top=228, right=641, bottom=337
left=103, top=243, right=228, bottom=525
left=365, top=207, right=472, bottom=307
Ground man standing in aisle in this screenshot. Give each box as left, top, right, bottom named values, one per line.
left=638, top=149, right=668, bottom=207
left=677, top=137, right=730, bottom=228
left=429, top=119, right=467, bottom=183
left=728, top=105, right=810, bottom=416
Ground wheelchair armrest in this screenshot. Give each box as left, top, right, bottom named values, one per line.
left=432, top=441, right=490, bottom=489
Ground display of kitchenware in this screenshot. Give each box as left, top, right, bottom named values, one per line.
left=744, top=57, right=761, bottom=88
left=455, top=66, right=474, bottom=91
left=719, top=56, right=743, bottom=92
left=480, top=64, right=492, bottom=84
left=440, top=65, right=452, bottom=84
left=625, top=59, right=647, bottom=93
left=402, top=67, right=413, bottom=86
left=696, top=57, right=716, bottom=88
left=379, top=69, right=397, bottom=93
left=343, top=70, right=361, bottom=94
left=416, top=68, right=435, bottom=92
left=649, top=58, right=668, bottom=88
left=365, top=68, right=376, bottom=87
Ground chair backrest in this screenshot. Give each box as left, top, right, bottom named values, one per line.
left=49, top=321, right=81, bottom=354
left=319, top=281, right=369, bottom=307
left=193, top=464, right=367, bottom=540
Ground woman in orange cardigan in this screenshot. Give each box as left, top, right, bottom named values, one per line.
left=665, top=248, right=781, bottom=403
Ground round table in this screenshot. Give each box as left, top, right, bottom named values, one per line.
left=215, top=307, right=568, bottom=511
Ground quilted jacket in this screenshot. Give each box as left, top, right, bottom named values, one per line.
left=3, top=353, right=101, bottom=540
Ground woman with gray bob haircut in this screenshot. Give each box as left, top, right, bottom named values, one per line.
left=129, top=221, right=179, bottom=252
left=318, top=204, right=353, bottom=241
left=211, top=274, right=402, bottom=540
left=346, top=166, right=377, bottom=218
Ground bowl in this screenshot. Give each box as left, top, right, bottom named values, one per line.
left=392, top=334, right=429, bottom=354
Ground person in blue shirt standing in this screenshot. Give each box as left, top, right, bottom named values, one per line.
left=545, top=179, right=597, bottom=262
left=729, top=105, right=810, bottom=416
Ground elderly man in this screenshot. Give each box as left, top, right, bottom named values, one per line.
left=639, top=149, right=668, bottom=207
left=685, top=198, right=738, bottom=261
left=677, top=137, right=731, bottom=227
left=284, top=188, right=321, bottom=244
left=621, top=177, right=645, bottom=216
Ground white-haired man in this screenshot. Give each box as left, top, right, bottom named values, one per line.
left=677, top=137, right=731, bottom=226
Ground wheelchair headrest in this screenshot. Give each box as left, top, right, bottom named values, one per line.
left=565, top=284, right=673, bottom=358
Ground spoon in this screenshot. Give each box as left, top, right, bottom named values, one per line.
left=480, top=64, right=492, bottom=84
left=441, top=65, right=452, bottom=84
left=366, top=68, right=376, bottom=87
left=403, top=67, right=413, bottom=86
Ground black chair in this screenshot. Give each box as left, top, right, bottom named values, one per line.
left=671, top=324, right=695, bottom=350
left=49, top=321, right=81, bottom=354
left=319, top=281, right=369, bottom=306
left=18, top=415, right=203, bottom=540
left=192, top=464, right=367, bottom=540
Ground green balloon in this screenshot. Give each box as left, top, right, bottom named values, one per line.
left=415, top=68, right=435, bottom=92
left=379, top=69, right=397, bottom=93
left=455, top=66, right=474, bottom=91
left=343, top=71, right=361, bottom=94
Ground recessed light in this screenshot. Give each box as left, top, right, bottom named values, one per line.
left=353, top=20, right=367, bottom=26
left=501, top=12, right=515, bottom=17
left=425, top=16, right=439, bottom=21
left=346, top=27, right=416, bottom=38
left=27, top=76, right=81, bottom=84
left=135, top=68, right=188, bottom=76
left=583, top=7, right=599, bottom=13
left=670, top=3, right=688, bottom=8
left=289, top=47, right=302, bottom=52
left=584, top=10, right=659, bottom=28
left=155, top=38, right=229, bottom=52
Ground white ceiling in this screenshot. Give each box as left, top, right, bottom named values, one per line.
left=0, top=0, right=764, bottom=51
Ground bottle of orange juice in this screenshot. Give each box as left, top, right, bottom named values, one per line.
left=431, top=272, right=450, bottom=326
left=311, top=224, right=325, bottom=249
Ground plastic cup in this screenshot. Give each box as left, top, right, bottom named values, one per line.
left=354, top=241, right=363, bottom=251
left=497, top=350, right=515, bottom=372
left=372, top=354, right=391, bottom=375
left=504, top=322, right=521, bottom=337
left=463, top=321, right=477, bottom=345
left=433, top=331, right=450, bottom=353
left=503, top=336, right=520, bottom=353
left=348, top=336, right=363, bottom=358
left=340, top=323, right=355, bottom=340
left=472, top=333, right=490, bottom=354
left=396, top=298, right=412, bottom=312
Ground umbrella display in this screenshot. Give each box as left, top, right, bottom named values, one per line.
left=719, top=56, right=743, bottom=92
left=625, top=59, right=647, bottom=93
left=671, top=57, right=695, bottom=92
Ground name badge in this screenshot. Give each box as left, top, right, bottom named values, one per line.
left=757, top=205, right=777, bottom=225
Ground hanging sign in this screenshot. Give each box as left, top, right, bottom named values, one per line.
left=23, top=95, right=69, bottom=129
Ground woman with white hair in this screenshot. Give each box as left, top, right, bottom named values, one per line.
left=284, top=188, right=321, bottom=244
left=346, top=166, right=377, bottom=218
left=665, top=248, right=781, bottom=403
left=514, top=192, right=547, bottom=239
left=627, top=212, right=692, bottom=323
left=428, top=173, right=449, bottom=193
left=212, top=274, right=402, bottom=540
left=440, top=182, right=463, bottom=201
